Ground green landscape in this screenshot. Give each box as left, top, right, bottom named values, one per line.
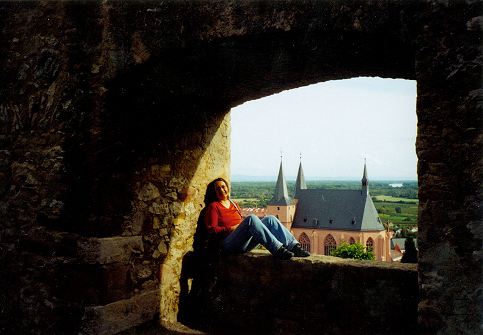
left=231, top=180, right=418, bottom=237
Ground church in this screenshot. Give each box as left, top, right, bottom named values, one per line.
left=265, top=161, right=393, bottom=262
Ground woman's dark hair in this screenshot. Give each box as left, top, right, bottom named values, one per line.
left=204, top=177, right=229, bottom=205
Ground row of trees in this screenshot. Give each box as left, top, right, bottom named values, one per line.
left=231, top=181, right=418, bottom=201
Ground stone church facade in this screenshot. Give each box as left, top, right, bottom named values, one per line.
left=266, top=161, right=392, bottom=261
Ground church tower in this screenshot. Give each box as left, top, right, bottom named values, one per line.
left=266, top=160, right=296, bottom=230
left=294, top=158, right=307, bottom=199
left=362, top=159, right=369, bottom=195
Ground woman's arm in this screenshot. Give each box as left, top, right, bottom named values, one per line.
left=204, top=203, right=228, bottom=234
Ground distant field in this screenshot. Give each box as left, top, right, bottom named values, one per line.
left=374, top=195, right=418, bottom=203
left=374, top=201, right=418, bottom=226
left=231, top=198, right=258, bottom=206
left=231, top=198, right=267, bottom=208
left=231, top=198, right=258, bottom=202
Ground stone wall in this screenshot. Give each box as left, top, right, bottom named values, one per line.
left=0, top=1, right=231, bottom=332
left=0, top=1, right=480, bottom=334
left=412, top=2, right=482, bottom=334
left=180, top=251, right=418, bottom=335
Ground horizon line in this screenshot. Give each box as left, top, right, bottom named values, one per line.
left=231, top=175, right=417, bottom=182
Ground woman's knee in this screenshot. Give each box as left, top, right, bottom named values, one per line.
left=247, top=214, right=263, bottom=228
left=263, top=215, right=279, bottom=226
left=245, top=214, right=260, bottom=225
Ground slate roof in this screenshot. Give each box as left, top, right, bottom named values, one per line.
left=294, top=161, right=307, bottom=199
left=268, top=162, right=291, bottom=206
left=292, top=189, right=384, bottom=231
left=362, top=161, right=369, bottom=186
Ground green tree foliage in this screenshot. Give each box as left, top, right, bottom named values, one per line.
left=401, top=237, right=418, bottom=263
left=377, top=207, right=385, bottom=214
left=330, top=242, right=375, bottom=260
left=231, top=181, right=418, bottom=200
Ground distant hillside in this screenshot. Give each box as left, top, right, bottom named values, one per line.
left=231, top=175, right=417, bottom=183
left=231, top=175, right=276, bottom=182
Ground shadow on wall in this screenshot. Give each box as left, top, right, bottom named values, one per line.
left=178, top=207, right=220, bottom=332
left=178, top=181, right=226, bottom=332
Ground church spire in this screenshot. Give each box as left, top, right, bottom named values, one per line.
left=295, top=155, right=307, bottom=199
left=269, top=159, right=291, bottom=205
left=362, top=159, right=369, bottom=194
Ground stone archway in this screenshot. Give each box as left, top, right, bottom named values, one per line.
left=90, top=1, right=420, bottom=329
left=1, top=1, right=480, bottom=334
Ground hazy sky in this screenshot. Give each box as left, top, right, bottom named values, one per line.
left=230, top=77, right=417, bottom=181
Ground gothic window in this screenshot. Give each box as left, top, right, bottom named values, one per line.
left=299, top=233, right=311, bottom=252
left=324, top=234, right=337, bottom=255
left=366, top=237, right=374, bottom=252
left=349, top=237, right=356, bottom=245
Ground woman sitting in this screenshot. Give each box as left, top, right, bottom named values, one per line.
left=204, top=177, right=310, bottom=259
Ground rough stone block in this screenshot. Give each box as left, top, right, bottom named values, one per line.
left=58, top=263, right=133, bottom=305
left=80, top=289, right=159, bottom=335
left=77, top=236, right=143, bottom=265
left=101, top=264, right=133, bottom=303
left=137, top=182, right=160, bottom=202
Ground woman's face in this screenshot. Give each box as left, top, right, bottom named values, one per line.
left=214, top=180, right=229, bottom=201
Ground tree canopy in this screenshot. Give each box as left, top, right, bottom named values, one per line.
left=331, top=242, right=375, bottom=260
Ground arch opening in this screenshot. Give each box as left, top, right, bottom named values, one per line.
left=230, top=77, right=418, bottom=261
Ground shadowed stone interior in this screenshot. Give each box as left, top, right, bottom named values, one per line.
left=0, top=1, right=480, bottom=334
left=178, top=251, right=418, bottom=335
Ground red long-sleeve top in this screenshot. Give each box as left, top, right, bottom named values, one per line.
left=204, top=201, right=242, bottom=235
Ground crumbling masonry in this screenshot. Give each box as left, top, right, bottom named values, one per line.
left=0, top=1, right=481, bottom=334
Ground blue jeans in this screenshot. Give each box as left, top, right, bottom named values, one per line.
left=222, top=215, right=298, bottom=255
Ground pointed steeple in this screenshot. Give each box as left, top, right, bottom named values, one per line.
left=362, top=159, right=369, bottom=194
left=294, top=155, right=307, bottom=199
left=269, top=160, right=291, bottom=205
